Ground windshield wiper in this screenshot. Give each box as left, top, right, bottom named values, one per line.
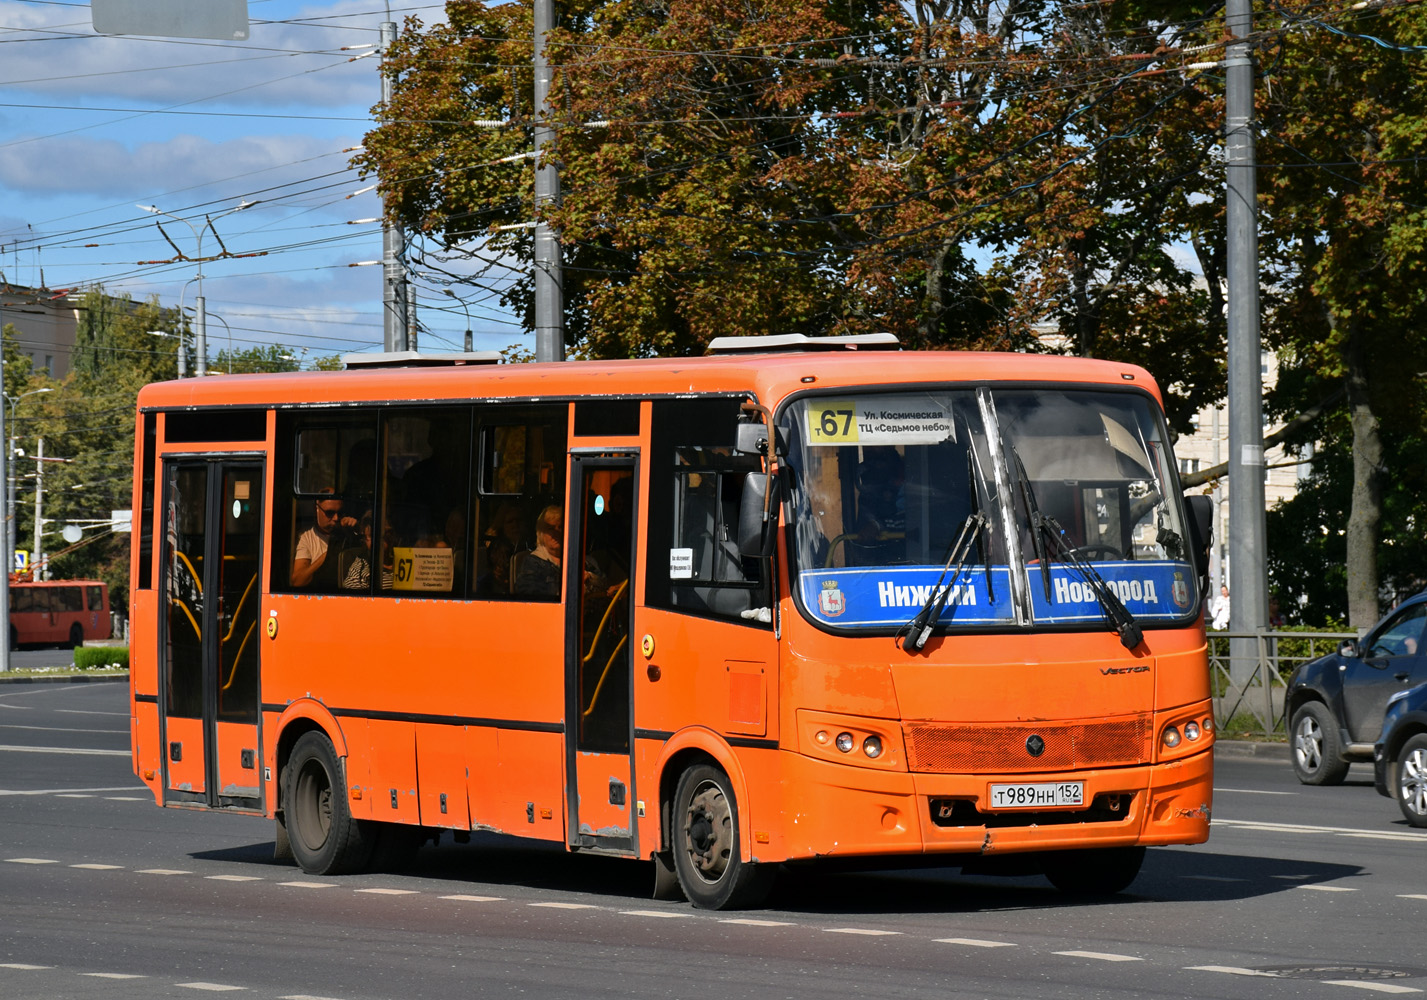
left=895, top=511, right=987, bottom=653
left=1036, top=513, right=1144, bottom=651
left=1011, top=448, right=1053, bottom=602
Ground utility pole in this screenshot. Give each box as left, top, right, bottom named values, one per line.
left=0, top=369, right=8, bottom=671
left=380, top=20, right=409, bottom=353
left=195, top=292, right=208, bottom=377
left=32, top=437, right=43, bottom=582
left=533, top=0, right=564, bottom=362
left=1225, top=0, right=1267, bottom=685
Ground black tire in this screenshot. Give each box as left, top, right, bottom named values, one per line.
left=284, top=732, right=374, bottom=875
left=1394, top=733, right=1427, bottom=828
left=68, top=623, right=84, bottom=649
left=8, top=626, right=16, bottom=650
left=671, top=764, right=775, bottom=910
left=1290, top=702, right=1349, bottom=785
left=1043, top=846, right=1145, bottom=896
left=368, top=822, right=427, bottom=873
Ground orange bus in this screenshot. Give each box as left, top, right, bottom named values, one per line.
left=10, top=578, right=111, bottom=649
left=127, top=337, right=1214, bottom=908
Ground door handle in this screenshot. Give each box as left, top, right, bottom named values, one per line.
left=1397, top=672, right=1411, bottom=682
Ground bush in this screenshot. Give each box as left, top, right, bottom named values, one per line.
left=74, top=646, right=128, bottom=671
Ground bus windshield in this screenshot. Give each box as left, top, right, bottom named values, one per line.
left=780, top=386, right=1198, bottom=633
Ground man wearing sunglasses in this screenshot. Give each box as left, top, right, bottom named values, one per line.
left=291, top=492, right=358, bottom=589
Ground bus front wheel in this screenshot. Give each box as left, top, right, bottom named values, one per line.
left=284, top=732, right=374, bottom=875
left=1043, top=846, right=1145, bottom=896
left=671, top=764, right=774, bottom=910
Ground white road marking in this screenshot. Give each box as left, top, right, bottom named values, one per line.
left=56, top=709, right=129, bottom=717
left=105, top=796, right=147, bottom=801
left=1398, top=894, right=1427, bottom=901
left=281, top=995, right=349, bottom=1000
left=279, top=881, right=337, bottom=889
left=440, top=894, right=504, bottom=902
left=1186, top=966, right=1282, bottom=977
left=177, top=983, right=246, bottom=992
left=1341, top=833, right=1427, bottom=843
left=82, top=973, right=147, bottom=979
left=72, top=864, right=123, bottom=870
left=0, top=963, right=51, bottom=970
left=0, top=785, right=139, bottom=796
left=1296, top=885, right=1357, bottom=892
left=1216, top=818, right=1427, bottom=841
left=0, top=724, right=127, bottom=734
left=1053, top=950, right=1141, bottom=962
left=720, top=918, right=794, bottom=927
left=206, top=875, right=264, bottom=882
left=1180, top=875, right=1247, bottom=883
left=936, top=938, right=1017, bottom=948
left=825, top=928, right=901, bottom=936
left=138, top=869, right=191, bottom=876
left=5, top=857, right=57, bottom=864
left=0, top=744, right=129, bottom=756
left=1271, top=874, right=1314, bottom=880
left=1321, top=982, right=1422, bottom=994
left=355, top=888, right=419, bottom=895
left=56, top=793, right=94, bottom=798
left=529, top=902, right=596, bottom=909
left=621, top=909, right=689, bottom=918
left=1214, top=787, right=1297, bottom=795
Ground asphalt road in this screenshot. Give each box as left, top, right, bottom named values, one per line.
left=2, top=679, right=1424, bottom=1000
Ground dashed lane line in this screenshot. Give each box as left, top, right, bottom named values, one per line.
left=177, top=983, right=246, bottom=992
left=439, top=894, right=503, bottom=902
left=1399, top=894, right=1427, bottom=901
left=5, top=857, right=57, bottom=864
left=82, top=973, right=147, bottom=980
left=936, top=938, right=1017, bottom=948
left=138, top=868, right=192, bottom=876
left=207, top=875, right=263, bottom=882
left=0, top=744, right=130, bottom=756
left=279, top=881, right=338, bottom=889
left=1322, top=982, right=1423, bottom=994
left=1215, top=818, right=1427, bottom=843
left=1186, top=966, right=1282, bottom=978
left=529, top=901, right=597, bottom=909
left=1053, top=951, right=1141, bottom=962
left=0, top=964, right=51, bottom=970
left=1297, top=885, right=1358, bottom=892
left=621, top=909, right=689, bottom=918
left=720, top=918, right=794, bottom=927
left=826, top=928, right=901, bottom=936
left=1214, top=787, right=1297, bottom=795
left=71, top=863, right=123, bottom=870
left=355, top=887, right=420, bottom=895
left=0, top=785, right=139, bottom=796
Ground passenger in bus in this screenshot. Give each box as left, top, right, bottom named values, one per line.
left=341, top=512, right=375, bottom=590
left=291, top=492, right=358, bottom=589
left=477, top=535, right=515, bottom=595
left=851, top=449, right=906, bottom=563
left=513, top=505, right=563, bottom=597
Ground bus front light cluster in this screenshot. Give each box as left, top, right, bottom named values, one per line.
left=1159, top=711, right=1215, bottom=757
left=802, top=711, right=903, bottom=770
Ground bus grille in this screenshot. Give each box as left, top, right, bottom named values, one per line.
left=903, top=716, right=1151, bottom=774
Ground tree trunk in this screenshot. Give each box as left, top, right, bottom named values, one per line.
left=1344, top=328, right=1382, bottom=629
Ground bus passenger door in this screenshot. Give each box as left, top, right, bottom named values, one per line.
left=159, top=458, right=264, bottom=810
left=565, top=454, right=638, bottom=853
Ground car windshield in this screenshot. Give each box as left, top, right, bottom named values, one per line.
left=778, top=386, right=1199, bottom=633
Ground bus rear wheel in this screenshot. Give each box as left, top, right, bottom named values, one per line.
left=1043, top=846, right=1145, bottom=896
left=67, top=623, right=83, bottom=649
left=671, top=764, right=774, bottom=910
left=284, top=732, right=374, bottom=875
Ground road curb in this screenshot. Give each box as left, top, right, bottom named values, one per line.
left=0, top=672, right=128, bottom=685
left=1214, top=739, right=1287, bottom=759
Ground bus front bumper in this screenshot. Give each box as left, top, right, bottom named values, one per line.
left=773, top=746, right=1212, bottom=861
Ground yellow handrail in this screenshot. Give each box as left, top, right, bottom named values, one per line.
left=579, top=578, right=630, bottom=718
left=167, top=596, right=201, bottom=640
left=221, top=621, right=257, bottom=692
left=174, top=551, right=203, bottom=594
left=221, top=574, right=256, bottom=644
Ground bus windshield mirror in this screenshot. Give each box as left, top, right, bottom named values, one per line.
left=894, top=511, right=986, bottom=654
left=1036, top=514, right=1144, bottom=651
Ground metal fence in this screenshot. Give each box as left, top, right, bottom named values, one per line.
left=1208, top=630, right=1354, bottom=735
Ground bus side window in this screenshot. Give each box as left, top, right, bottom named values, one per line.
left=376, top=407, right=472, bottom=597
left=271, top=411, right=378, bottom=594
left=646, top=398, right=770, bottom=625
left=55, top=586, right=82, bottom=613
left=472, top=405, right=567, bottom=600
left=86, top=586, right=104, bottom=613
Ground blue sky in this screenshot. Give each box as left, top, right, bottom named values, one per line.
left=0, top=0, right=527, bottom=366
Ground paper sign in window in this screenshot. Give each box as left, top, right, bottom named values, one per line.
left=669, top=547, right=693, bottom=580
left=391, top=547, right=454, bottom=591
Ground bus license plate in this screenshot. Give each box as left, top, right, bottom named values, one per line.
left=988, top=782, right=1084, bottom=809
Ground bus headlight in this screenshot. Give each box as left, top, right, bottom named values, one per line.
left=1184, top=721, right=1201, bottom=742
left=835, top=732, right=855, bottom=753
left=1162, top=726, right=1181, bottom=749
left=863, top=735, right=883, bottom=759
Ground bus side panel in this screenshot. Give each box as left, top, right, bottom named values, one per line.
left=416, top=722, right=470, bottom=830
left=463, top=726, right=502, bottom=831
left=165, top=716, right=206, bottom=794
left=132, top=698, right=162, bottom=804
left=634, top=607, right=780, bottom=741
left=496, top=728, right=565, bottom=842
left=1152, top=643, right=1212, bottom=710
left=356, top=719, right=419, bottom=825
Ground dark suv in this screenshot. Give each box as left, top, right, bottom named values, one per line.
left=1373, top=681, right=1427, bottom=826
left=1285, top=590, right=1427, bottom=784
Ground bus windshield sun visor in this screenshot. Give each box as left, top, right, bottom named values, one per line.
left=1011, top=445, right=1143, bottom=651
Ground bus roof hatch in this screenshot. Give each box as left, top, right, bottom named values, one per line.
left=342, top=351, right=503, bottom=369
left=706, top=333, right=900, bottom=355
